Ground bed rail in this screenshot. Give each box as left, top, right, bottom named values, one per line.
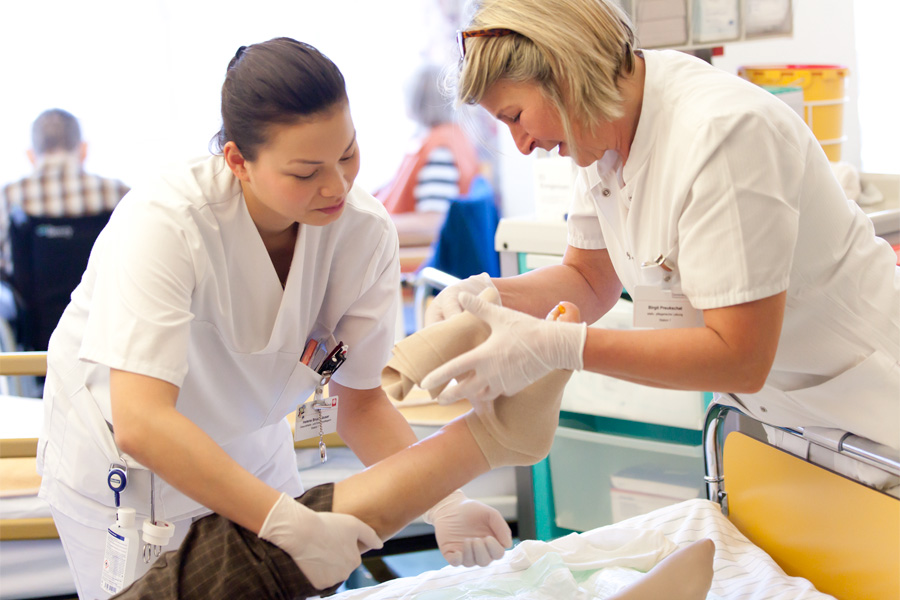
left=704, top=401, right=900, bottom=510
left=0, top=351, right=47, bottom=376
left=703, top=401, right=900, bottom=600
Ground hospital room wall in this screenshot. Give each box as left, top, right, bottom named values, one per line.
left=496, top=0, right=897, bottom=219
left=0, top=0, right=453, bottom=196
left=1, top=1, right=893, bottom=221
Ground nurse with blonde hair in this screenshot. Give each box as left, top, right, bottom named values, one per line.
left=424, top=0, right=900, bottom=454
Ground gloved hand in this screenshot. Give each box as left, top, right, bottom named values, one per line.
left=421, top=292, right=587, bottom=405
left=425, top=273, right=498, bottom=327
left=258, top=493, right=384, bottom=590
left=425, top=489, right=513, bottom=567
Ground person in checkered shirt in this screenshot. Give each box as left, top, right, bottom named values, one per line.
left=0, top=108, right=129, bottom=278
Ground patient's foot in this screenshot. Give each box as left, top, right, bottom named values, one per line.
left=463, top=301, right=582, bottom=468
left=547, top=301, right=581, bottom=323
left=608, top=539, right=715, bottom=600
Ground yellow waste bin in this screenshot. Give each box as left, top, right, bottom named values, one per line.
left=739, top=64, right=849, bottom=161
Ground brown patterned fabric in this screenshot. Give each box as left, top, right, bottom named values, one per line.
left=113, top=484, right=341, bottom=600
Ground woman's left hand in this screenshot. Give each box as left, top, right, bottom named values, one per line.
left=420, top=292, right=587, bottom=405
left=425, top=490, right=512, bottom=567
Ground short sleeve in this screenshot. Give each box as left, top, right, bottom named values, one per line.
left=567, top=168, right=607, bottom=250
left=677, top=112, right=803, bottom=309
left=331, top=213, right=400, bottom=390
left=79, top=197, right=200, bottom=386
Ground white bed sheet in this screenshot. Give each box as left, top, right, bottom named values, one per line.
left=331, top=499, right=835, bottom=600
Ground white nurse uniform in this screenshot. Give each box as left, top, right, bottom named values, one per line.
left=36, top=154, right=400, bottom=529
left=566, top=50, right=899, bottom=449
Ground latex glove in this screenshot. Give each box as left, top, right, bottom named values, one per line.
left=421, top=292, right=587, bottom=405
left=425, top=272, right=498, bottom=327
left=258, top=493, right=383, bottom=590
left=425, top=489, right=513, bottom=567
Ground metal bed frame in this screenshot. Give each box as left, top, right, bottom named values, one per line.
left=703, top=400, right=900, bottom=599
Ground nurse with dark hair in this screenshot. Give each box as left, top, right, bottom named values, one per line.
left=36, top=37, right=510, bottom=598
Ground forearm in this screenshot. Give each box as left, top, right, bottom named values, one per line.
left=583, top=293, right=785, bottom=392
left=331, top=417, right=489, bottom=540
left=494, top=246, right=622, bottom=324
left=332, top=382, right=419, bottom=466
left=494, top=263, right=615, bottom=322
left=114, top=406, right=280, bottom=533
left=583, top=326, right=753, bottom=391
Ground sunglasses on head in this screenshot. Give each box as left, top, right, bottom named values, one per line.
left=456, top=28, right=515, bottom=58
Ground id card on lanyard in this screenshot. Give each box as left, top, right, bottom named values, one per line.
left=294, top=341, right=346, bottom=462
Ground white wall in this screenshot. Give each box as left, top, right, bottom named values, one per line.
left=0, top=0, right=433, bottom=192
left=1, top=1, right=891, bottom=219
left=711, top=0, right=860, bottom=167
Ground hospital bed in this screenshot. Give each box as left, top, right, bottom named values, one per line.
left=327, top=402, right=899, bottom=600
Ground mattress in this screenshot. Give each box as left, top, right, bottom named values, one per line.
left=331, top=499, right=835, bottom=600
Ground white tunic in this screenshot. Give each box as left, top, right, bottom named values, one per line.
left=37, top=155, right=400, bottom=527
left=567, top=50, right=900, bottom=449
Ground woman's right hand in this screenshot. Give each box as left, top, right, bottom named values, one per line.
left=258, top=493, right=383, bottom=590
left=425, top=272, right=499, bottom=327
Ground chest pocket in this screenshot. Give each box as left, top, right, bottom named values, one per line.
left=177, top=321, right=324, bottom=445
left=266, top=361, right=322, bottom=427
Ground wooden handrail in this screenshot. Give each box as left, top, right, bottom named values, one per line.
left=0, top=351, right=48, bottom=376
left=0, top=518, right=59, bottom=540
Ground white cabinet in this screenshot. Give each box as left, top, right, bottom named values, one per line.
left=619, top=0, right=793, bottom=50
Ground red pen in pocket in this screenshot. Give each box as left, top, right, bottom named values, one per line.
left=300, top=338, right=318, bottom=366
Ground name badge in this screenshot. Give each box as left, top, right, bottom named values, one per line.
left=632, top=285, right=704, bottom=329
left=293, top=395, right=339, bottom=442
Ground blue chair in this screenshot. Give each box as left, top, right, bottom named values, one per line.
left=422, top=174, right=500, bottom=280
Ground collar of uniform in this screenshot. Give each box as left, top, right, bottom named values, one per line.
left=583, top=150, right=622, bottom=192
left=621, top=50, right=663, bottom=185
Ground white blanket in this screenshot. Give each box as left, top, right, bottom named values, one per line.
left=332, top=499, right=835, bottom=600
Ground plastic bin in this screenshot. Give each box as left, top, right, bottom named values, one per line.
left=548, top=426, right=704, bottom=532
left=739, top=64, right=849, bottom=161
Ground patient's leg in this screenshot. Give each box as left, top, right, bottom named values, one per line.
left=385, top=292, right=578, bottom=468
left=463, top=301, right=581, bottom=467
left=115, top=302, right=582, bottom=599
left=607, top=539, right=715, bottom=600
left=334, top=305, right=584, bottom=537
left=332, top=417, right=491, bottom=541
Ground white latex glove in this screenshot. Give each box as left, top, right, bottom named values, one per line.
left=421, top=292, right=587, bottom=405
left=424, top=489, right=513, bottom=567
left=258, top=493, right=384, bottom=590
left=425, top=272, right=498, bottom=327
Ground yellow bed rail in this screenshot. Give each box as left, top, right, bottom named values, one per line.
left=0, top=351, right=47, bottom=376
left=724, top=431, right=900, bottom=600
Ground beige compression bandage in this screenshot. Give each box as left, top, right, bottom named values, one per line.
left=382, top=288, right=573, bottom=469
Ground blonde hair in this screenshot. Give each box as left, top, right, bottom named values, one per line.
left=455, top=0, right=635, bottom=153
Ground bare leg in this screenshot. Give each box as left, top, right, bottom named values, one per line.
left=334, top=299, right=589, bottom=540
left=607, top=539, right=715, bottom=600
left=331, top=417, right=490, bottom=541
